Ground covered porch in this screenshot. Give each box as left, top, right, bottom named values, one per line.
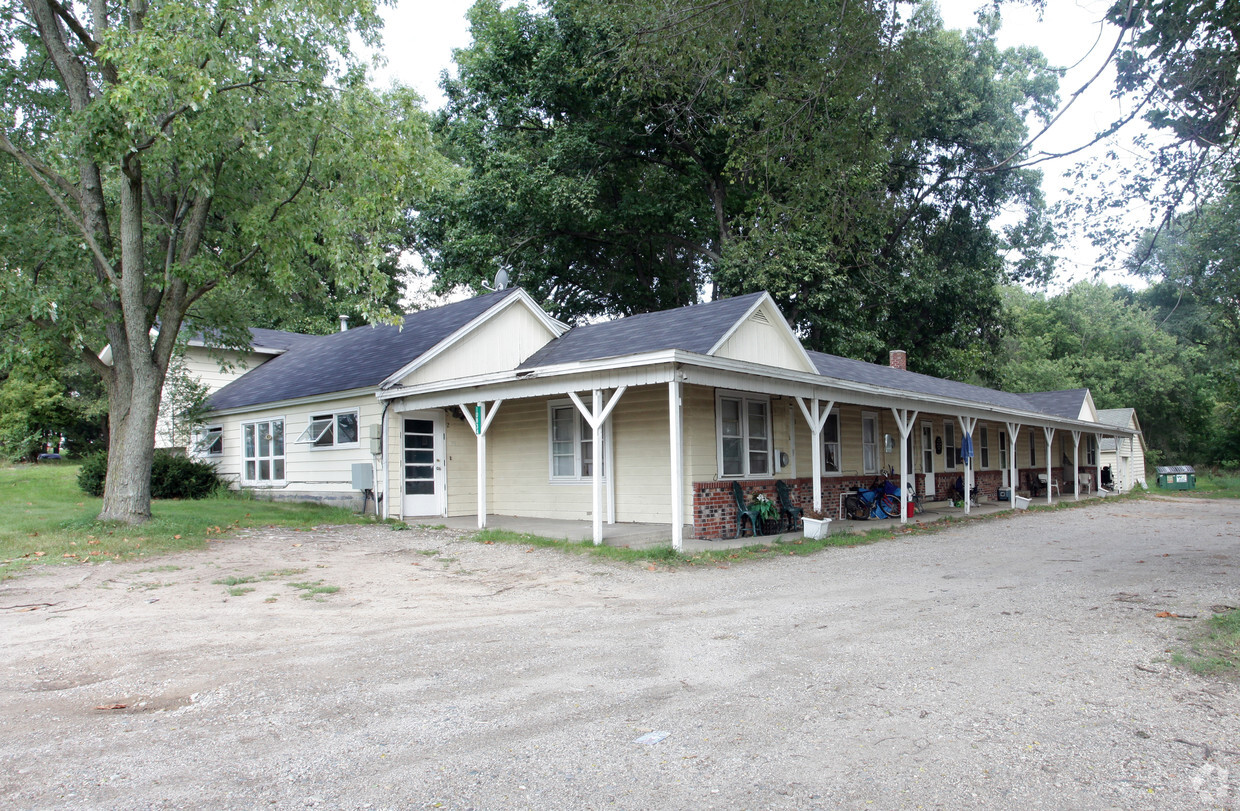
left=432, top=490, right=1109, bottom=551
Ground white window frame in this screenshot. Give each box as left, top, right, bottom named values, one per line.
left=943, top=420, right=957, bottom=471
left=822, top=409, right=842, bottom=475
left=296, top=409, right=360, bottom=449
left=1086, top=435, right=1097, bottom=466
left=999, top=430, right=1008, bottom=471
left=547, top=400, right=605, bottom=483
left=716, top=390, right=772, bottom=478
left=241, top=418, right=286, bottom=485
left=861, top=412, right=879, bottom=474
left=198, top=424, right=223, bottom=457
left=979, top=426, right=990, bottom=469
left=1029, top=431, right=1037, bottom=467
left=921, top=421, right=934, bottom=474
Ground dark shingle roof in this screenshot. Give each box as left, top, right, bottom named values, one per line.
left=807, top=352, right=1041, bottom=412
left=519, top=293, right=766, bottom=368
left=245, top=328, right=319, bottom=353
left=1096, top=407, right=1135, bottom=428
left=206, top=288, right=519, bottom=411
left=1020, top=389, right=1090, bottom=420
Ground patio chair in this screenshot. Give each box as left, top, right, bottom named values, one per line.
left=775, top=480, right=803, bottom=531
left=732, top=481, right=761, bottom=538
left=1037, top=474, right=1061, bottom=498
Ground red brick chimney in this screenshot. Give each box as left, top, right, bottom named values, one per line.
left=889, top=349, right=907, bottom=370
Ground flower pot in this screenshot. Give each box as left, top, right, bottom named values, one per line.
left=803, top=517, right=831, bottom=540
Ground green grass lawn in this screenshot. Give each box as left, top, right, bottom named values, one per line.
left=1152, top=469, right=1240, bottom=499
left=0, top=463, right=373, bottom=580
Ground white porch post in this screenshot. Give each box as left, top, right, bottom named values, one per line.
left=1071, top=430, right=1081, bottom=501
left=1006, top=422, right=1021, bottom=510
left=892, top=408, right=919, bottom=524
left=460, top=400, right=504, bottom=529
left=1115, top=434, right=1126, bottom=492
left=795, top=396, right=835, bottom=514
left=569, top=387, right=628, bottom=546
left=669, top=378, right=684, bottom=552
left=1043, top=426, right=1055, bottom=505
left=958, top=416, right=977, bottom=515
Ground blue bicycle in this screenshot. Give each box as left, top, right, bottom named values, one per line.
left=845, top=477, right=901, bottom=520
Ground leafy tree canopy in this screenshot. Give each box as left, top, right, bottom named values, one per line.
left=997, top=281, right=1219, bottom=463
left=1068, top=0, right=1240, bottom=263
left=1, top=0, right=444, bottom=521
left=416, top=0, right=1060, bottom=381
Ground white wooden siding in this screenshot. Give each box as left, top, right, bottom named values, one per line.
left=712, top=305, right=815, bottom=373
left=209, top=394, right=380, bottom=496
left=156, top=346, right=272, bottom=448
left=398, top=303, right=557, bottom=388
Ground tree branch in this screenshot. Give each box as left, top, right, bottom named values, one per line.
left=0, top=130, right=119, bottom=287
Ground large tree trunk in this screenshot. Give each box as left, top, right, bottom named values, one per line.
left=97, top=151, right=163, bottom=524
left=98, top=374, right=161, bottom=523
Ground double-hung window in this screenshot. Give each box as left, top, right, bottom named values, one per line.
left=999, top=431, right=1008, bottom=470
left=242, top=419, right=285, bottom=484
left=822, top=410, right=841, bottom=474
left=979, top=427, right=990, bottom=468
left=297, top=410, right=359, bottom=448
left=1086, top=435, right=1097, bottom=466
left=1029, top=431, right=1037, bottom=466
left=944, top=421, right=957, bottom=471
left=861, top=412, right=878, bottom=474
left=718, top=392, right=770, bottom=478
left=548, top=400, right=603, bottom=481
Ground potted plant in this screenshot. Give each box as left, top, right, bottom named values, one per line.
left=802, top=507, right=831, bottom=540
left=750, top=492, right=779, bottom=534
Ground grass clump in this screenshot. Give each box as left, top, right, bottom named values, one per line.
left=0, top=464, right=373, bottom=580
left=1171, top=608, right=1240, bottom=678
left=287, top=580, right=340, bottom=600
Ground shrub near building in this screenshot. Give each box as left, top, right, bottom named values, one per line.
left=78, top=452, right=223, bottom=500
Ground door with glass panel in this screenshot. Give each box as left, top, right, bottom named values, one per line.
left=920, top=421, right=935, bottom=498
left=402, top=412, right=445, bottom=516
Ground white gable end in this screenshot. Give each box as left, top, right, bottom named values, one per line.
left=397, top=298, right=559, bottom=388
left=711, top=300, right=816, bottom=374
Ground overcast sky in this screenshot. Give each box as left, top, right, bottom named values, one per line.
left=373, top=0, right=1143, bottom=288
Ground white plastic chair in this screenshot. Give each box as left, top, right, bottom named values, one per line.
left=1037, top=473, right=1061, bottom=498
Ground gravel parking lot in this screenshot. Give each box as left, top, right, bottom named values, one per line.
left=1, top=496, right=1237, bottom=810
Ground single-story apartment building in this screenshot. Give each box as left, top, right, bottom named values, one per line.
left=196, top=288, right=1138, bottom=550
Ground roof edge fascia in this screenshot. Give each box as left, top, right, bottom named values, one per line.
left=378, top=349, right=683, bottom=401
left=378, top=289, right=566, bottom=390
left=377, top=349, right=1134, bottom=436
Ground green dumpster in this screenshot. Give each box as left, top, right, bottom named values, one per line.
left=1155, top=465, right=1196, bottom=490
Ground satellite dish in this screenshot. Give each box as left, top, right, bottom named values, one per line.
left=482, top=267, right=510, bottom=291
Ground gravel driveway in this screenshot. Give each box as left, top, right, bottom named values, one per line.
left=1, top=496, right=1237, bottom=810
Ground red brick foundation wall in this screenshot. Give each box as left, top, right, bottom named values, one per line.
left=693, top=475, right=905, bottom=540
left=690, top=467, right=1087, bottom=540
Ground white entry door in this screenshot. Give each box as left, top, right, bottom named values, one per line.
left=402, top=412, right=445, bottom=516
left=920, top=422, right=935, bottom=498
